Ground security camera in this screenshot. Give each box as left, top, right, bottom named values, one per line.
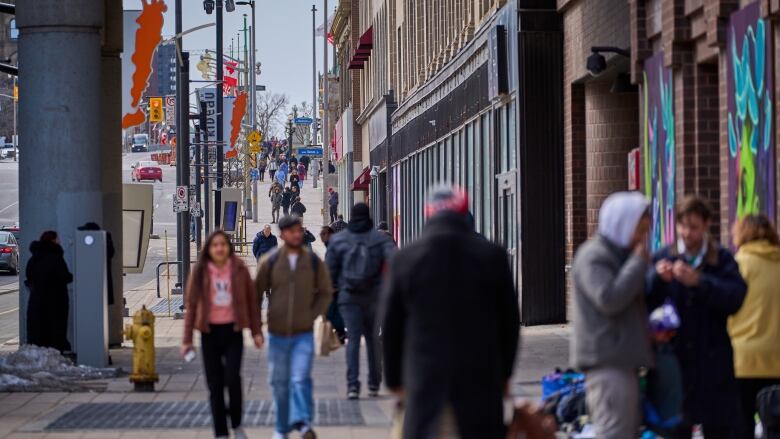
left=203, top=0, right=215, bottom=14
left=370, top=166, right=380, bottom=179
left=225, top=0, right=236, bottom=12
left=586, top=52, right=606, bottom=76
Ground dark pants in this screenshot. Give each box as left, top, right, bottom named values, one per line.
left=339, top=302, right=381, bottom=391
left=283, top=205, right=289, bottom=216
left=272, top=205, right=280, bottom=223
left=671, top=424, right=736, bottom=439
left=201, top=324, right=244, bottom=437
left=738, top=378, right=780, bottom=439
left=27, top=295, right=71, bottom=353
left=269, top=169, right=276, bottom=181
left=329, top=205, right=337, bottom=223
left=259, top=169, right=266, bottom=181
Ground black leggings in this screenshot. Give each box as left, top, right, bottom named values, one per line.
left=201, top=324, right=244, bottom=437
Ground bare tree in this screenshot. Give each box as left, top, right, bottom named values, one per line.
left=256, top=92, right=289, bottom=139
left=292, top=101, right=314, bottom=145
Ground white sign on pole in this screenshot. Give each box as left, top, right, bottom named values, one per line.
left=165, top=95, right=175, bottom=126
left=190, top=202, right=202, bottom=217
left=173, top=185, right=188, bottom=213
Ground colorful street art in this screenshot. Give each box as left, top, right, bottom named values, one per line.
left=642, top=52, right=676, bottom=251
left=727, top=2, right=775, bottom=226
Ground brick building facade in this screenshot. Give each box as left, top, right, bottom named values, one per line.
left=562, top=0, right=780, bottom=295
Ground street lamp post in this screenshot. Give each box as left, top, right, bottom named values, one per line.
left=287, top=115, right=294, bottom=155
left=216, top=0, right=224, bottom=228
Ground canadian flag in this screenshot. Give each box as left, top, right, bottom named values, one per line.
left=223, top=60, right=238, bottom=96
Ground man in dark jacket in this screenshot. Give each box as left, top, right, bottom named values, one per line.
left=26, top=231, right=74, bottom=353
left=252, top=225, right=278, bottom=260
left=328, top=188, right=339, bottom=223
left=648, top=196, right=747, bottom=438
left=290, top=197, right=306, bottom=219
left=281, top=187, right=293, bottom=216
left=380, top=186, right=519, bottom=439
left=326, top=203, right=395, bottom=399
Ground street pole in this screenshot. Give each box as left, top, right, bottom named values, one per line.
left=175, top=0, right=191, bottom=288
left=249, top=1, right=258, bottom=223
left=201, top=100, right=211, bottom=237
left=242, top=14, right=251, bottom=223
left=216, top=0, right=224, bottom=229
left=322, top=0, right=330, bottom=226
left=311, top=4, right=317, bottom=146
left=194, top=125, right=202, bottom=249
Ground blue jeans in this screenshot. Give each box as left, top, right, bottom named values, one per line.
left=339, top=303, right=381, bottom=391
left=268, top=332, right=314, bottom=434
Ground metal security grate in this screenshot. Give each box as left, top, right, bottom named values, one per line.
left=45, top=399, right=369, bottom=430
left=149, top=297, right=184, bottom=315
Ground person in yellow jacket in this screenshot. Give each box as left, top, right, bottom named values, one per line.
left=729, top=213, right=780, bottom=439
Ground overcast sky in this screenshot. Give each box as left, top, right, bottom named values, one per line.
left=123, top=0, right=330, bottom=108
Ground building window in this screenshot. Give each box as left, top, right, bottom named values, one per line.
left=453, top=131, right=461, bottom=185
left=473, top=118, right=482, bottom=233
left=9, top=19, right=18, bottom=40
left=482, top=112, right=492, bottom=239
left=508, top=100, right=517, bottom=170
left=466, top=123, right=474, bottom=211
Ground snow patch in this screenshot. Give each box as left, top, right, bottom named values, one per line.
left=0, top=345, right=118, bottom=391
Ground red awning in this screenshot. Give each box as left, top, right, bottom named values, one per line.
left=350, top=167, right=371, bottom=191
left=348, top=26, right=373, bottom=70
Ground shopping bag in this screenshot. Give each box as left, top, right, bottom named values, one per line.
left=314, top=317, right=340, bottom=356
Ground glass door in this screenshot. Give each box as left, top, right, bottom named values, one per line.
left=496, top=171, right=518, bottom=282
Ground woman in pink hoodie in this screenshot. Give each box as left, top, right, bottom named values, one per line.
left=182, top=231, right=263, bottom=439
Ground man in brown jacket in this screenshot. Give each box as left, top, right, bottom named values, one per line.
left=255, top=215, right=333, bottom=439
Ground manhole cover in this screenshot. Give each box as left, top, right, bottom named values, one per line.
left=149, top=297, right=184, bottom=315
left=45, top=399, right=368, bottom=430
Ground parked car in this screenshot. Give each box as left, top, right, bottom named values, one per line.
left=131, top=161, right=163, bottom=182
left=1, top=225, right=20, bottom=245
left=0, top=231, right=20, bottom=275
left=1, top=144, right=15, bottom=159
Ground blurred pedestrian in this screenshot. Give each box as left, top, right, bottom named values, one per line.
left=303, top=227, right=316, bottom=249
left=252, top=225, right=278, bottom=260
left=297, top=163, right=306, bottom=181
left=300, top=155, right=310, bottom=172
left=377, top=221, right=394, bottom=242
left=320, top=225, right=346, bottom=344
left=320, top=226, right=334, bottom=248
left=181, top=231, right=263, bottom=439
left=270, top=187, right=282, bottom=224
left=327, top=203, right=396, bottom=399
left=328, top=188, right=339, bottom=223
left=728, top=214, right=780, bottom=439
left=290, top=154, right=298, bottom=169
left=289, top=170, right=300, bottom=190
left=25, top=230, right=73, bottom=353
left=255, top=216, right=333, bottom=439
left=269, top=158, right=279, bottom=181
left=330, top=214, right=347, bottom=234
left=258, top=156, right=267, bottom=182
left=571, top=192, right=653, bottom=439
left=268, top=181, right=282, bottom=198
left=291, top=197, right=306, bottom=219
left=380, top=185, right=520, bottom=438
left=276, top=161, right=288, bottom=186
left=281, top=187, right=293, bottom=217
left=648, top=195, right=747, bottom=438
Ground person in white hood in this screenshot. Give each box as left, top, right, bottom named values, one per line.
left=570, top=191, right=653, bottom=439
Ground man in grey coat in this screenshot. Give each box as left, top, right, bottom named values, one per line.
left=571, top=191, right=653, bottom=439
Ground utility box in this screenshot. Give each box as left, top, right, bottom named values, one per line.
left=73, top=230, right=108, bottom=368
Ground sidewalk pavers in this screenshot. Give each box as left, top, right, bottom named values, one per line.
left=0, top=176, right=571, bottom=437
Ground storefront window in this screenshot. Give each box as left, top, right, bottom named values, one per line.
left=482, top=113, right=492, bottom=239
left=466, top=123, right=474, bottom=211
left=453, top=132, right=461, bottom=185
left=438, top=141, right=445, bottom=182
left=499, top=106, right=509, bottom=173
left=473, top=118, right=482, bottom=233
left=508, top=100, right=517, bottom=170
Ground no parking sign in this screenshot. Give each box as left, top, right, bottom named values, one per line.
left=173, top=185, right=188, bottom=212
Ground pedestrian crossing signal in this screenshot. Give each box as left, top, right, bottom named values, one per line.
left=149, top=97, right=164, bottom=123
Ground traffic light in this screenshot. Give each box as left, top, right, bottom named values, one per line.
left=149, top=97, right=164, bottom=123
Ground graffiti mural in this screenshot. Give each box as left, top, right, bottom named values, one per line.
left=642, top=52, right=676, bottom=251
left=727, top=2, right=775, bottom=226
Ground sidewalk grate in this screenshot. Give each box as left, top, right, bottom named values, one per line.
left=45, top=399, right=368, bottom=430
left=149, top=297, right=184, bottom=315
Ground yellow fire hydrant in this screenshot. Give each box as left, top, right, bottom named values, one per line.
left=124, top=305, right=159, bottom=392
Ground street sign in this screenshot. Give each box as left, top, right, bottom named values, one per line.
left=149, top=97, right=164, bottom=123
left=165, top=95, right=175, bottom=126
left=249, top=144, right=261, bottom=154
left=173, top=185, right=188, bottom=213
left=294, top=117, right=314, bottom=125
left=190, top=202, right=202, bottom=217
left=247, top=130, right=262, bottom=145
left=297, top=147, right=323, bottom=157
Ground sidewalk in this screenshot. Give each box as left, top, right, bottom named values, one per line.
left=0, top=176, right=571, bottom=438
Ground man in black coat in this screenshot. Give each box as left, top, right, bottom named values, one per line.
left=647, top=196, right=747, bottom=438
left=290, top=197, right=306, bottom=219
left=252, top=224, right=278, bottom=260
left=281, top=187, right=293, bottom=216
left=380, top=186, right=520, bottom=439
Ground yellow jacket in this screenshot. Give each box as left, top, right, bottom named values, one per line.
left=729, top=240, right=780, bottom=378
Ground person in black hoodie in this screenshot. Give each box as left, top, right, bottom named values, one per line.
left=25, top=230, right=74, bottom=353
left=281, top=187, right=293, bottom=216
left=290, top=197, right=306, bottom=219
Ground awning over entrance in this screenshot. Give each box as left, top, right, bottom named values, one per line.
left=348, top=26, right=373, bottom=70
left=350, top=166, right=371, bottom=191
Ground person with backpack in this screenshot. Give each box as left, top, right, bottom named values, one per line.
left=326, top=203, right=396, bottom=399
left=281, top=187, right=293, bottom=217
left=255, top=216, right=333, bottom=439
left=291, top=197, right=306, bottom=219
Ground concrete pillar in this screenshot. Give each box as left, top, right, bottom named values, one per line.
left=102, top=0, right=124, bottom=345
left=17, top=1, right=105, bottom=343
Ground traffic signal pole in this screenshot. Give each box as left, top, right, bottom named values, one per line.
left=175, top=0, right=191, bottom=290
left=215, top=1, right=224, bottom=229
